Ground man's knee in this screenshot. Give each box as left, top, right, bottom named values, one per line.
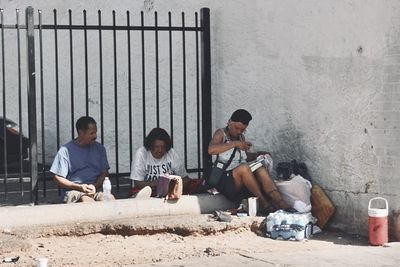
left=80, top=195, right=95, bottom=202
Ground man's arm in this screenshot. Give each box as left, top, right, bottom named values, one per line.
left=53, top=175, right=95, bottom=194
left=94, top=170, right=109, bottom=189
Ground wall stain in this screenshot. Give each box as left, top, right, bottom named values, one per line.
left=357, top=45, right=363, bottom=55
left=364, top=181, right=374, bottom=193
left=88, top=98, right=99, bottom=105
left=144, top=0, right=155, bottom=12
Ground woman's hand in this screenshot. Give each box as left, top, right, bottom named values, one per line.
left=256, top=151, right=270, bottom=157
left=234, top=141, right=252, bottom=151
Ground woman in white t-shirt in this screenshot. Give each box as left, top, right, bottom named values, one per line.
left=130, top=128, right=189, bottom=197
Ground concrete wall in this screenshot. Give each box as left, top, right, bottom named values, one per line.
left=1, top=0, right=400, bottom=235
left=207, top=0, right=400, bottom=235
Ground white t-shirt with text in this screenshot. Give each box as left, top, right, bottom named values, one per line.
left=130, top=146, right=188, bottom=185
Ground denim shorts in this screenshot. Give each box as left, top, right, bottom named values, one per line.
left=216, top=170, right=252, bottom=202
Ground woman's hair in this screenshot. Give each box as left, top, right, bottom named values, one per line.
left=144, top=128, right=172, bottom=151
left=230, top=109, right=252, bottom=125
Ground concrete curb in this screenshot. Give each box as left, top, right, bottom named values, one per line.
left=0, top=194, right=236, bottom=228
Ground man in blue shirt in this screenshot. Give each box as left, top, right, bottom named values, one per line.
left=50, top=116, right=113, bottom=203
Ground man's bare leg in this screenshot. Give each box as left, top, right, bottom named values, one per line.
left=80, top=195, right=95, bottom=202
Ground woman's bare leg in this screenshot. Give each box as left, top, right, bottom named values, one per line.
left=232, top=164, right=270, bottom=209
left=254, top=166, right=289, bottom=209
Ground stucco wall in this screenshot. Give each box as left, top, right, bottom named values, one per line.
left=207, top=0, right=400, bottom=235
left=1, top=0, right=400, bottom=235
left=207, top=0, right=399, bottom=235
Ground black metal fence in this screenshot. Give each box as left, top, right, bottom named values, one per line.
left=0, top=6, right=212, bottom=205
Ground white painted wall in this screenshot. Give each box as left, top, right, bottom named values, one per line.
left=1, top=0, right=400, bottom=236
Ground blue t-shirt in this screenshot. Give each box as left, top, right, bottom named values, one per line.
left=50, top=140, right=110, bottom=185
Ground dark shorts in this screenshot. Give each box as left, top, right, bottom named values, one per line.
left=216, top=170, right=252, bottom=202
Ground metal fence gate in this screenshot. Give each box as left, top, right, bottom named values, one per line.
left=0, top=6, right=212, bottom=205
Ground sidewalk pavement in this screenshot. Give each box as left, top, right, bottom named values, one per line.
left=2, top=194, right=400, bottom=266
left=134, top=243, right=400, bottom=267
left=4, top=213, right=398, bottom=267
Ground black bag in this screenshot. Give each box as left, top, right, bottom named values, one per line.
left=276, top=160, right=311, bottom=182
left=206, top=148, right=237, bottom=187
left=276, top=162, right=294, bottom=180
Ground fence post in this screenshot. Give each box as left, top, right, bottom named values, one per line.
left=26, top=6, right=38, bottom=204
left=200, top=8, right=212, bottom=175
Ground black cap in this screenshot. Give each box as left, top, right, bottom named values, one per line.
left=230, top=109, right=252, bottom=125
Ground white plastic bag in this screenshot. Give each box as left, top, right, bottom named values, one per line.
left=275, top=175, right=312, bottom=212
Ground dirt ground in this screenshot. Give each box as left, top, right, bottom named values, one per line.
left=0, top=214, right=366, bottom=267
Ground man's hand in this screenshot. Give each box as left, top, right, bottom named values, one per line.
left=80, top=184, right=96, bottom=196
left=53, top=175, right=97, bottom=195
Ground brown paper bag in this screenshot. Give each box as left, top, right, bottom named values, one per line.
left=311, top=185, right=335, bottom=229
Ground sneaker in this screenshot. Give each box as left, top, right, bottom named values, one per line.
left=133, top=186, right=152, bottom=199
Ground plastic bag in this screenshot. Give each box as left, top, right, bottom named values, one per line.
left=275, top=175, right=312, bottom=212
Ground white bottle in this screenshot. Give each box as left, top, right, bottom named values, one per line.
left=102, top=177, right=112, bottom=201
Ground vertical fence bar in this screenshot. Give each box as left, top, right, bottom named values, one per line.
left=69, top=10, right=75, bottom=139
left=1, top=9, right=9, bottom=200
left=154, top=12, right=160, bottom=127
left=98, top=10, right=104, bottom=144
left=181, top=12, right=188, bottom=169
left=53, top=9, right=60, bottom=151
left=16, top=9, right=24, bottom=193
left=112, top=11, right=120, bottom=190
left=54, top=9, right=61, bottom=197
left=38, top=10, right=47, bottom=196
left=83, top=10, right=89, bottom=116
left=141, top=11, right=146, bottom=142
left=168, top=12, right=173, bottom=145
left=127, top=11, right=133, bottom=188
left=26, top=6, right=38, bottom=204
left=200, top=8, right=212, bottom=174
left=195, top=12, right=201, bottom=178
left=127, top=11, right=133, bottom=166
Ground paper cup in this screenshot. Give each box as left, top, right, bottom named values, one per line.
left=248, top=197, right=258, bottom=216
left=37, top=258, right=48, bottom=267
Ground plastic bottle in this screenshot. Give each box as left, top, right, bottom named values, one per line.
left=102, top=177, right=112, bottom=201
